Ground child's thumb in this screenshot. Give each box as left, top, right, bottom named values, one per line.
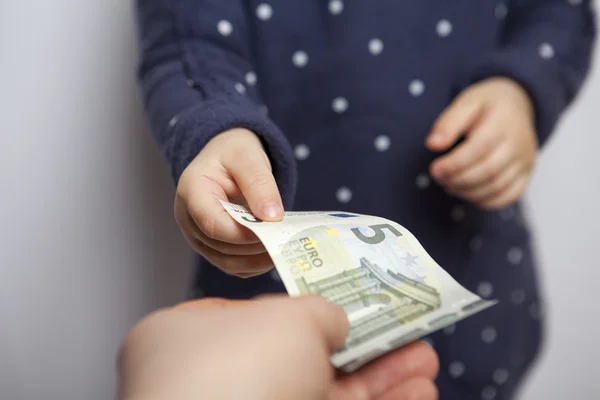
left=227, top=149, right=284, bottom=222
left=426, top=92, right=482, bottom=152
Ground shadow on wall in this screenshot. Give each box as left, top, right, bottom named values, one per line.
left=124, top=51, right=193, bottom=312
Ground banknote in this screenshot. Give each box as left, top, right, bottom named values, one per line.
left=221, top=201, right=497, bottom=372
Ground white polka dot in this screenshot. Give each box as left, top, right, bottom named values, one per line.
left=507, top=247, right=523, bottom=264
left=421, top=337, right=434, bottom=347
left=481, top=386, right=497, bottom=400
left=168, top=116, right=178, bottom=128
left=510, top=289, right=526, bottom=305
left=451, top=205, right=466, bottom=222
left=409, top=79, right=425, bottom=96
left=329, top=0, right=344, bottom=15
left=336, top=187, right=352, bottom=203
left=495, top=3, right=508, bottom=19
left=481, top=326, right=497, bottom=344
left=270, top=269, right=281, bottom=281
left=416, top=173, right=430, bottom=189
left=436, top=19, right=453, bottom=37
left=332, top=97, right=349, bottom=113
left=470, top=236, right=483, bottom=251
left=529, top=303, right=542, bottom=320
left=493, top=368, right=509, bottom=385
left=443, top=324, right=456, bottom=335
left=217, top=20, right=233, bottom=36
left=234, top=82, right=246, bottom=94
left=259, top=105, right=269, bottom=115
left=539, top=43, right=555, bottom=60
left=186, top=78, right=194, bottom=87
left=256, top=3, right=273, bottom=20
left=568, top=0, right=583, bottom=5
left=500, top=206, right=515, bottom=220
left=368, top=38, right=384, bottom=55
left=477, top=281, right=494, bottom=298
left=374, top=135, right=390, bottom=152
left=292, top=51, right=309, bottom=67
left=294, top=144, right=310, bottom=160
left=449, top=361, right=465, bottom=378
left=245, top=71, right=257, bottom=85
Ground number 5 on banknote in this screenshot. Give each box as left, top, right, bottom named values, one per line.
left=220, top=201, right=497, bottom=372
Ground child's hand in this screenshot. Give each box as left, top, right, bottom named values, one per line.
left=174, top=128, right=283, bottom=278
left=426, top=77, right=538, bottom=209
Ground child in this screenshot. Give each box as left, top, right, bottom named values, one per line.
left=135, top=1, right=595, bottom=399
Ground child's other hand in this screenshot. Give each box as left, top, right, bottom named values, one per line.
left=426, top=77, right=538, bottom=209
left=174, top=128, right=283, bottom=278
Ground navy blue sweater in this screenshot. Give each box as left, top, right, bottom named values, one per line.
left=135, top=1, right=595, bottom=399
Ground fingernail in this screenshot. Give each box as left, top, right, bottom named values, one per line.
left=261, top=202, right=282, bottom=219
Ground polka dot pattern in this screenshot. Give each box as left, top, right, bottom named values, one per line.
left=234, top=82, right=246, bottom=94
left=477, top=281, right=494, bottom=298
left=415, top=173, right=430, bottom=189
left=332, top=97, right=349, bottom=113
left=436, top=19, right=453, bottom=37
left=292, top=51, right=308, bottom=67
left=449, top=361, right=465, bottom=378
left=329, top=0, right=344, bottom=15
left=245, top=71, right=257, bottom=85
left=256, top=3, right=273, bottom=20
left=495, top=3, right=508, bottom=19
left=217, top=20, right=233, bottom=36
left=507, top=247, right=523, bottom=264
left=481, top=386, right=497, bottom=400
left=336, top=187, right=352, bottom=203
left=481, top=326, right=497, bottom=344
left=368, top=38, right=384, bottom=55
left=294, top=144, right=311, bottom=160
left=493, top=368, right=509, bottom=385
left=374, top=135, right=390, bottom=151
left=409, top=79, right=425, bottom=96
left=539, top=43, right=555, bottom=59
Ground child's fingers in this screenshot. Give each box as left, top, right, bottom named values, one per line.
left=181, top=176, right=261, bottom=244
left=478, top=175, right=529, bottom=209
left=443, top=144, right=513, bottom=190
left=426, top=91, right=482, bottom=152
left=450, top=162, right=522, bottom=203
left=430, top=116, right=502, bottom=181
left=196, top=240, right=275, bottom=277
left=223, top=147, right=284, bottom=222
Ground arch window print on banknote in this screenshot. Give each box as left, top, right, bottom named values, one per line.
left=221, top=201, right=496, bottom=372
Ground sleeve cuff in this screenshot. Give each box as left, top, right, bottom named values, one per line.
left=163, top=95, right=298, bottom=209
left=457, top=49, right=566, bottom=147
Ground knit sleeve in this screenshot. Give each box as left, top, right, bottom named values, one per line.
left=459, top=0, right=596, bottom=147
left=134, top=0, right=297, bottom=206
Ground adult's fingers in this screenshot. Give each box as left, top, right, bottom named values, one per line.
left=294, top=296, right=350, bottom=353
left=426, top=91, right=482, bottom=152
left=331, top=341, right=439, bottom=400
left=378, top=377, right=438, bottom=400
left=223, top=146, right=284, bottom=222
